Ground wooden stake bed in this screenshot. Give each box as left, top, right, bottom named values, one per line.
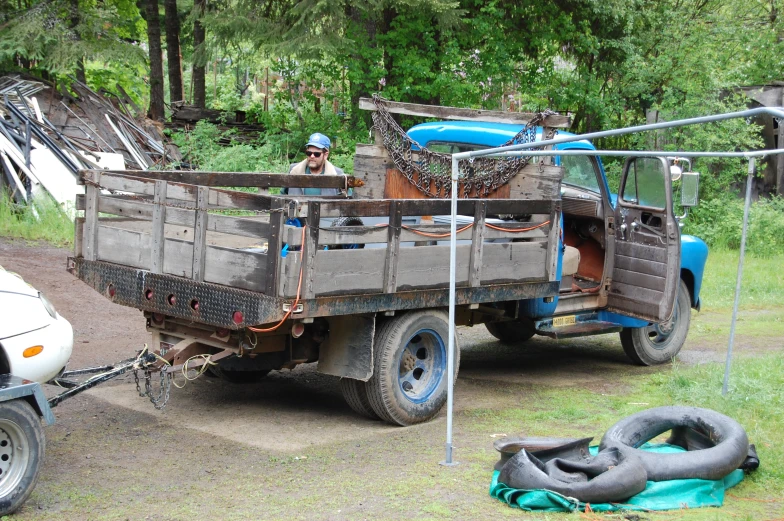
left=70, top=99, right=565, bottom=328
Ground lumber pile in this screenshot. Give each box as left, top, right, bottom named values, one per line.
left=0, top=74, right=179, bottom=216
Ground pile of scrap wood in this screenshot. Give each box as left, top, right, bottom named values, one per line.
left=0, top=74, right=180, bottom=217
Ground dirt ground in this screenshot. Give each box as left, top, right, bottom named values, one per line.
left=0, top=238, right=776, bottom=520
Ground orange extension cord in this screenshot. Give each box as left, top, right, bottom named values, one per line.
left=247, top=225, right=306, bottom=333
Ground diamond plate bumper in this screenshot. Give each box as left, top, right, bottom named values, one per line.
left=68, top=258, right=287, bottom=328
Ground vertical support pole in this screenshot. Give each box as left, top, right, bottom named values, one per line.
left=265, top=209, right=284, bottom=295
left=383, top=201, right=403, bottom=293
left=191, top=186, right=209, bottom=282
left=468, top=200, right=487, bottom=288
left=441, top=155, right=459, bottom=467
left=83, top=171, right=101, bottom=261
left=303, top=202, right=320, bottom=299
left=723, top=158, right=754, bottom=395
left=778, top=116, right=784, bottom=196
left=151, top=180, right=167, bottom=274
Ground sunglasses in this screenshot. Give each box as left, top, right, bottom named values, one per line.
left=305, top=151, right=323, bottom=158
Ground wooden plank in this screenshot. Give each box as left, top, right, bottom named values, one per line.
left=358, top=98, right=571, bottom=128
left=303, top=202, right=321, bottom=299
left=352, top=148, right=393, bottom=200
left=469, top=201, right=487, bottom=287
left=286, top=218, right=551, bottom=246
left=74, top=217, right=85, bottom=258
left=83, top=170, right=101, bottom=261
left=80, top=170, right=296, bottom=212
left=383, top=201, right=403, bottom=293
left=75, top=194, right=272, bottom=239
left=280, top=241, right=549, bottom=297
left=150, top=180, right=167, bottom=274
left=265, top=210, right=284, bottom=295
left=95, top=225, right=268, bottom=292
left=191, top=186, right=209, bottom=282
left=545, top=202, right=560, bottom=281
left=90, top=172, right=197, bottom=202
left=96, top=169, right=363, bottom=189
left=316, top=198, right=552, bottom=217
left=384, top=168, right=512, bottom=199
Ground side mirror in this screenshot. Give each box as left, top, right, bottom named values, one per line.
left=680, top=171, right=700, bottom=208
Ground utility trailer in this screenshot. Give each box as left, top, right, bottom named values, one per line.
left=67, top=99, right=567, bottom=426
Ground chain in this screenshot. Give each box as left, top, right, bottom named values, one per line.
left=371, top=94, right=559, bottom=198
left=82, top=178, right=287, bottom=216
left=134, top=364, right=171, bottom=410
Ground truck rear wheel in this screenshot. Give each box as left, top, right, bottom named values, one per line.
left=366, top=310, right=459, bottom=426
left=339, top=378, right=379, bottom=420
left=0, top=399, right=44, bottom=516
left=485, top=319, right=535, bottom=344
left=620, top=280, right=691, bottom=366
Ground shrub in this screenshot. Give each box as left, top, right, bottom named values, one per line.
left=685, top=195, right=784, bottom=257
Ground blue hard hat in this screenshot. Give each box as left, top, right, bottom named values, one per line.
left=306, top=133, right=331, bottom=150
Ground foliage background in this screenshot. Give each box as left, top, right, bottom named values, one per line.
left=1, top=0, right=783, bottom=254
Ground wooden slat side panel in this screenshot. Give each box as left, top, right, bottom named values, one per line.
left=83, top=171, right=295, bottom=213
left=87, top=195, right=272, bottom=239
left=280, top=241, right=549, bottom=297
left=94, top=225, right=268, bottom=292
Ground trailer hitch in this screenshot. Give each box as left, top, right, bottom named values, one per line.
left=48, top=352, right=158, bottom=408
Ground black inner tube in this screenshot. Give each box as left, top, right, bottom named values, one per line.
left=599, top=406, right=749, bottom=482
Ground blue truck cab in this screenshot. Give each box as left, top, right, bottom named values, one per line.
left=407, top=121, right=708, bottom=365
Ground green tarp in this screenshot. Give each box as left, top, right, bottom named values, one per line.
left=490, top=444, right=744, bottom=512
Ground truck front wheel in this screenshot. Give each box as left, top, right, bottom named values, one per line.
left=620, top=280, right=691, bottom=366
left=0, top=399, right=44, bottom=516
left=366, top=310, right=459, bottom=426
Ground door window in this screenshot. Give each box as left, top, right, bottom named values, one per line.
left=621, top=157, right=667, bottom=209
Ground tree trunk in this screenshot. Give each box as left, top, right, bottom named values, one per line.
left=141, top=0, right=165, bottom=121
left=192, top=0, right=206, bottom=108
left=70, top=0, right=86, bottom=83
left=164, top=0, right=184, bottom=103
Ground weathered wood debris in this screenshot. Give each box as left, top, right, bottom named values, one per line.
left=0, top=74, right=180, bottom=216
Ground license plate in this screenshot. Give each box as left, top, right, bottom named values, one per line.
left=553, top=315, right=576, bottom=327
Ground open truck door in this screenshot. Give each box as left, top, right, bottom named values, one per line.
left=608, top=156, right=680, bottom=322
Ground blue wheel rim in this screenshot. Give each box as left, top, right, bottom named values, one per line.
left=645, top=294, right=680, bottom=349
left=396, top=328, right=446, bottom=404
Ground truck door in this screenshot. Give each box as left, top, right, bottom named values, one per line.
left=608, top=156, right=680, bottom=322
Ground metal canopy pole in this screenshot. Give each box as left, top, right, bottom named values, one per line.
left=723, top=158, right=755, bottom=395
left=441, top=155, right=459, bottom=467
left=438, top=108, right=784, bottom=464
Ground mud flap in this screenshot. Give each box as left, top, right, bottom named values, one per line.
left=317, top=314, right=375, bottom=381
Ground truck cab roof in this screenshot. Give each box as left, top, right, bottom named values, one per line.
left=407, top=121, right=596, bottom=152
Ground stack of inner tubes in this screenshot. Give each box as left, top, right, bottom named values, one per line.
left=495, top=406, right=759, bottom=504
